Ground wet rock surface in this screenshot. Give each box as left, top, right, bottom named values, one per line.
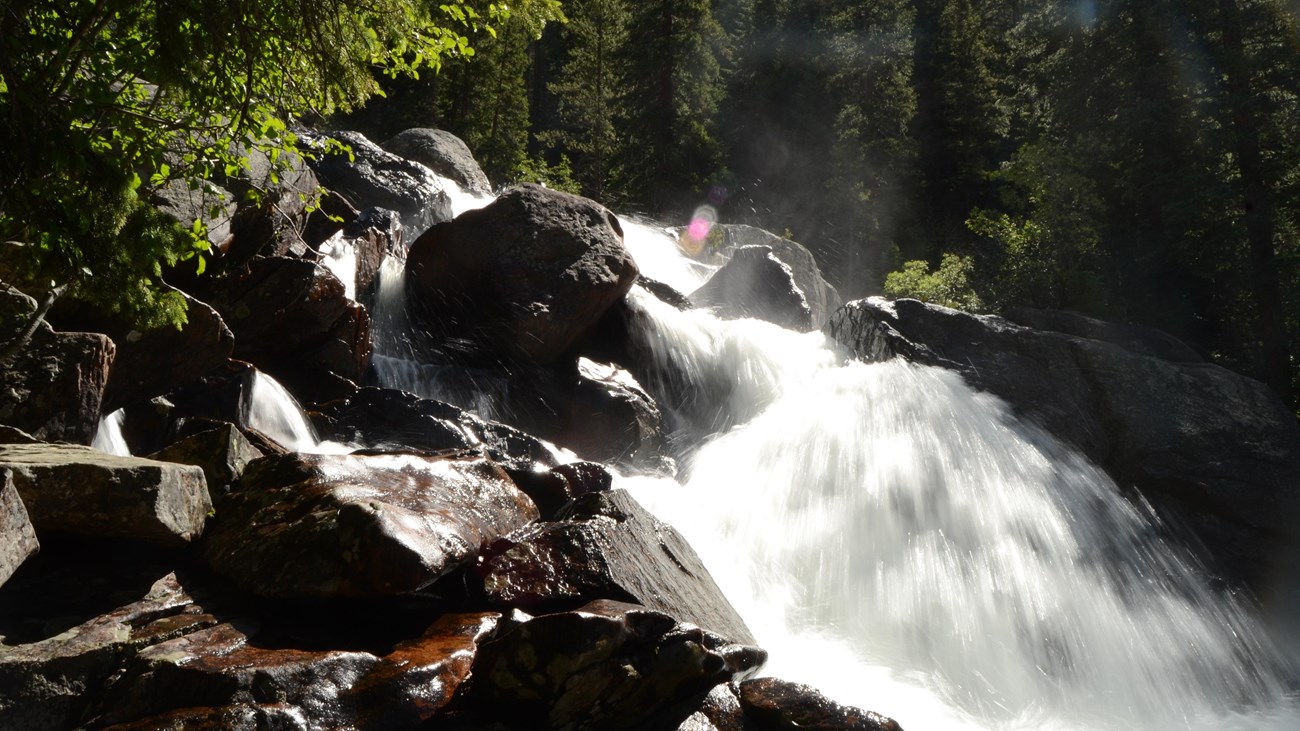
left=202, top=452, right=539, bottom=597
left=827, top=296, right=1300, bottom=591
left=455, top=600, right=765, bottom=731
left=480, top=488, right=756, bottom=646
left=406, top=183, right=638, bottom=364
left=737, top=678, right=903, bottom=731
left=189, top=256, right=371, bottom=404
left=0, top=443, right=210, bottom=546
left=691, top=245, right=813, bottom=331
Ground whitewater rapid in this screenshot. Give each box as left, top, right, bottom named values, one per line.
left=619, top=281, right=1300, bottom=731
left=337, top=176, right=1300, bottom=730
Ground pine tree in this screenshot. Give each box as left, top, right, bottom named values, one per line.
left=615, top=0, right=728, bottom=216
left=545, top=0, right=632, bottom=202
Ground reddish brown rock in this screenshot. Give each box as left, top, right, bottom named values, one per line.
left=736, top=678, right=903, bottom=731
left=202, top=452, right=539, bottom=598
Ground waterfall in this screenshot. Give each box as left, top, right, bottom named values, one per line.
left=618, top=271, right=1300, bottom=729
left=91, top=408, right=130, bottom=456
left=328, top=172, right=1299, bottom=727
left=243, top=371, right=351, bottom=455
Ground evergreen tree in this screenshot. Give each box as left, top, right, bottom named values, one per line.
left=545, top=0, right=632, bottom=202
left=615, top=0, right=728, bottom=216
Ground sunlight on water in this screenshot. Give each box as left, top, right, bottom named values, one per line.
left=617, top=261, right=1300, bottom=730
left=243, top=371, right=351, bottom=455
left=91, top=408, right=130, bottom=456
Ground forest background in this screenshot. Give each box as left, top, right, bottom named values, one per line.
left=343, top=0, right=1300, bottom=409
left=2, top=0, right=1298, bottom=409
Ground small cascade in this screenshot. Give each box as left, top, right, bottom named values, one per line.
left=243, top=371, right=351, bottom=455
left=318, top=231, right=358, bottom=300
left=620, top=217, right=716, bottom=295
left=91, top=408, right=130, bottom=456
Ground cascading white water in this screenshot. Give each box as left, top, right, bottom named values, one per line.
left=91, top=408, right=130, bottom=456
left=619, top=279, right=1300, bottom=730
left=243, top=371, right=351, bottom=454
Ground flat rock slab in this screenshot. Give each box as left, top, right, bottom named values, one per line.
left=0, top=468, right=38, bottom=587
left=203, top=453, right=539, bottom=598
left=0, top=443, right=210, bottom=546
left=480, top=488, right=756, bottom=646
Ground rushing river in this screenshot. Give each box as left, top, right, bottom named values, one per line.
left=323, top=178, right=1300, bottom=730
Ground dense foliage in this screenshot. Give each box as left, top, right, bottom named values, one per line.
left=348, top=0, right=1300, bottom=407
left=0, top=0, right=560, bottom=328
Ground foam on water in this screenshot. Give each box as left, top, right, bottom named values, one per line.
left=618, top=229, right=1300, bottom=731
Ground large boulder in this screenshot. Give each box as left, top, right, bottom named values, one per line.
left=145, top=422, right=263, bottom=496
left=690, top=245, right=814, bottom=331
left=716, top=225, right=842, bottom=327
left=0, top=468, right=38, bottom=587
left=0, top=443, right=210, bottom=547
left=202, top=452, right=539, bottom=597
left=0, top=284, right=115, bottom=444
left=304, top=130, right=453, bottom=238
left=382, top=128, right=493, bottom=196
left=188, top=257, right=370, bottom=404
left=150, top=178, right=236, bottom=251
left=405, top=183, right=638, bottom=365
left=826, top=297, right=1300, bottom=590
left=49, top=289, right=235, bottom=413
left=456, top=600, right=765, bottom=731
left=479, top=488, right=756, bottom=646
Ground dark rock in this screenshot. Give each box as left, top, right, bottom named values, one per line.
left=826, top=297, right=1300, bottom=590
left=406, top=183, right=638, bottom=365
left=189, top=257, right=371, bottom=405
left=0, top=572, right=215, bottom=731
left=146, top=422, right=263, bottom=496
left=737, top=678, right=902, bottom=731
left=346, top=612, right=500, bottom=727
left=717, top=225, right=841, bottom=327
left=150, top=178, right=237, bottom=250
left=1003, top=306, right=1204, bottom=363
left=677, top=684, right=756, bottom=731
left=99, top=704, right=310, bottom=731
left=0, top=468, right=38, bottom=588
left=304, top=130, right=453, bottom=238
left=502, top=461, right=615, bottom=520
left=0, top=284, right=115, bottom=444
left=480, top=488, right=756, bottom=646
left=460, top=600, right=765, bottom=731
left=0, top=443, right=210, bottom=546
left=691, top=246, right=814, bottom=332
left=465, top=358, right=666, bottom=469
left=345, top=206, right=405, bottom=299
left=383, top=127, right=493, bottom=195
left=323, top=387, right=560, bottom=471
left=49, top=289, right=235, bottom=413
left=203, top=452, right=539, bottom=598
left=0, top=425, right=38, bottom=444
left=103, top=621, right=379, bottom=728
